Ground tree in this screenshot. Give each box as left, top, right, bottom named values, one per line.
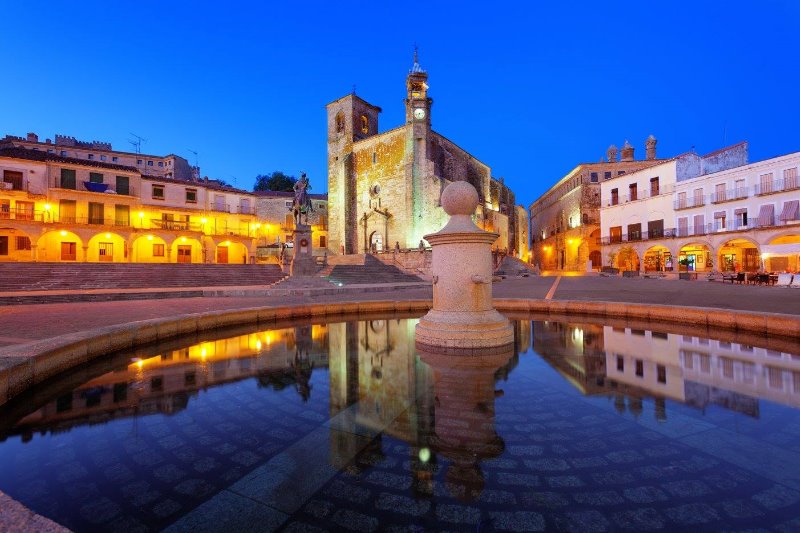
left=254, top=171, right=296, bottom=192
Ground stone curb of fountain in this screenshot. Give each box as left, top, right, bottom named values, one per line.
left=1, top=299, right=798, bottom=412
left=0, top=298, right=799, bottom=530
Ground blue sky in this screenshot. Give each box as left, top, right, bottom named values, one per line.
left=1, top=1, right=798, bottom=206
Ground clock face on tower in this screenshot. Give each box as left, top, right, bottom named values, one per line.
left=413, top=107, right=426, bottom=120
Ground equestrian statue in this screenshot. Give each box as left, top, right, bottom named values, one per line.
left=292, top=172, right=314, bottom=226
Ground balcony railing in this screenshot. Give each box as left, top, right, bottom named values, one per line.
left=673, top=196, right=706, bottom=210
left=755, top=178, right=800, bottom=196
left=606, top=184, right=675, bottom=206
left=51, top=178, right=135, bottom=196
left=710, top=188, right=749, bottom=203
left=600, top=228, right=677, bottom=245
left=149, top=219, right=203, bottom=231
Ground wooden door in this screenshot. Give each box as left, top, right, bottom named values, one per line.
left=177, top=245, right=192, bottom=263
left=61, top=242, right=77, bottom=261
left=217, top=246, right=228, bottom=264
left=99, top=242, right=113, bottom=262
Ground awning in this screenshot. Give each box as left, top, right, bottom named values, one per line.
left=779, top=200, right=799, bottom=221
left=734, top=208, right=747, bottom=215
left=758, top=204, right=775, bottom=227
left=762, top=243, right=800, bottom=256
left=714, top=211, right=726, bottom=218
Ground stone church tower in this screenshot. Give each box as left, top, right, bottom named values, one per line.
left=327, top=52, right=517, bottom=255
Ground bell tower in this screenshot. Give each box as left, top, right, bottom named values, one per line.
left=405, top=47, right=432, bottom=127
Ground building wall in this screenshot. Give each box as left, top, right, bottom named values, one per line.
left=530, top=154, right=666, bottom=271
left=599, top=150, right=800, bottom=273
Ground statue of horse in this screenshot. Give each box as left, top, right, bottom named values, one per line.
left=292, top=172, right=313, bottom=226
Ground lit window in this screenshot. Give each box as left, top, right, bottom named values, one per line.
left=153, top=244, right=165, bottom=257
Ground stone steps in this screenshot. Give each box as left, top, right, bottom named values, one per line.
left=325, top=255, right=423, bottom=285
left=0, top=263, right=286, bottom=291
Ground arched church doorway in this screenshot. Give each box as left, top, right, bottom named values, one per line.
left=369, top=231, right=383, bottom=252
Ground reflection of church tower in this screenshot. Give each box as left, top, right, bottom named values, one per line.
left=406, top=48, right=433, bottom=246
left=326, top=91, right=382, bottom=254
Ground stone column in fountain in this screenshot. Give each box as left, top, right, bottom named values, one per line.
left=415, top=181, right=514, bottom=349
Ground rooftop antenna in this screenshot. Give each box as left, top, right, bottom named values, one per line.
left=128, top=132, right=147, bottom=154
left=187, top=149, right=199, bottom=168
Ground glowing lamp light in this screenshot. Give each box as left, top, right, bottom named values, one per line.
left=147, top=235, right=153, bottom=241
left=223, top=240, right=230, bottom=246
left=256, top=340, right=263, bottom=351
left=181, top=236, right=187, bottom=242
left=59, top=230, right=67, bottom=236
left=201, top=217, right=207, bottom=224
left=44, top=203, right=51, bottom=211
left=138, top=211, right=144, bottom=218
left=105, top=233, right=111, bottom=239
left=254, top=223, right=261, bottom=229
left=419, top=447, right=431, bottom=463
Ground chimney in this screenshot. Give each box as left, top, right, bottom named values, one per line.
left=26, top=132, right=38, bottom=143
left=606, top=145, right=618, bottom=163
left=645, top=134, right=657, bottom=160
left=620, top=140, right=634, bottom=162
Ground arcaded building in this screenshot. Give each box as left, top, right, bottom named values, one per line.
left=326, top=54, right=524, bottom=255
left=529, top=139, right=664, bottom=271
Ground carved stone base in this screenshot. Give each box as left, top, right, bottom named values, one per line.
left=415, top=309, right=514, bottom=349
left=290, top=224, right=317, bottom=277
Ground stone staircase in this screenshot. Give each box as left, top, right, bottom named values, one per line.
left=0, top=263, right=286, bottom=292
left=325, top=254, right=424, bottom=285
left=495, top=255, right=537, bottom=276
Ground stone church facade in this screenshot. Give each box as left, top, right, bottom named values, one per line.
left=326, top=54, right=522, bottom=255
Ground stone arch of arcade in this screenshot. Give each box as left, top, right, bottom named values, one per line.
left=207, top=236, right=252, bottom=264
left=0, top=225, right=36, bottom=262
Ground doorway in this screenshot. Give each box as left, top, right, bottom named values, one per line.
left=61, top=242, right=77, bottom=261
left=369, top=231, right=383, bottom=252
left=177, top=245, right=192, bottom=263
left=217, top=246, right=229, bottom=264
left=99, top=242, right=113, bottom=262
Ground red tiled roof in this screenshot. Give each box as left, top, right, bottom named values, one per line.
left=140, top=174, right=254, bottom=195
left=254, top=190, right=327, bottom=200
left=0, top=146, right=138, bottom=172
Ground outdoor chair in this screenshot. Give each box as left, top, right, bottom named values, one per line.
left=735, top=272, right=746, bottom=284
left=775, top=273, right=793, bottom=287
left=722, top=273, right=736, bottom=283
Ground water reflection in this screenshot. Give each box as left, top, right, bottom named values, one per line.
left=532, top=320, right=800, bottom=419
left=3, top=315, right=800, bottom=530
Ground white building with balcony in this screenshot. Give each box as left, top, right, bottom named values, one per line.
left=601, top=142, right=800, bottom=274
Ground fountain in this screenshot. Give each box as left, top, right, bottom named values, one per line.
left=415, top=181, right=514, bottom=349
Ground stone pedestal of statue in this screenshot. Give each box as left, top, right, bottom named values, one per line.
left=290, top=224, right=317, bottom=277
left=415, top=181, right=514, bottom=349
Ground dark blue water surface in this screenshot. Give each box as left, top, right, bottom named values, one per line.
left=2, top=317, right=800, bottom=532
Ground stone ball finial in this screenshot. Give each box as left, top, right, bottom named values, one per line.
left=441, top=180, right=479, bottom=216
